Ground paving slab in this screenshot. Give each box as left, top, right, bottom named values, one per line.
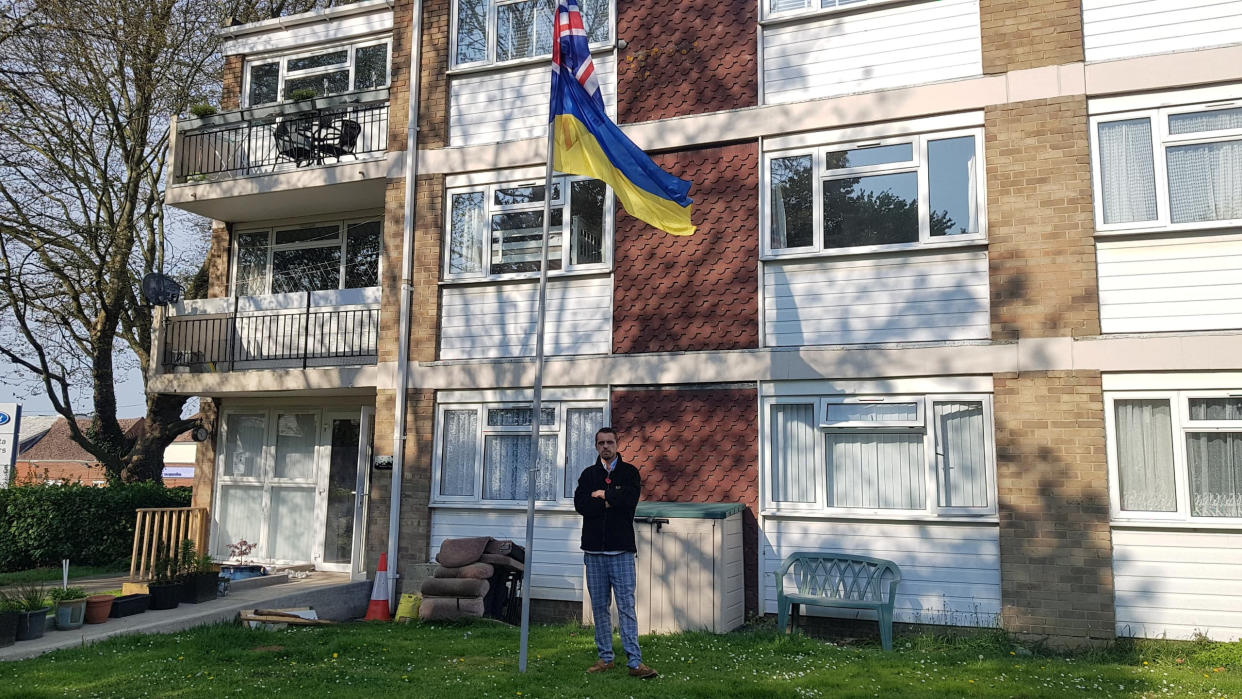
left=0, top=573, right=371, bottom=662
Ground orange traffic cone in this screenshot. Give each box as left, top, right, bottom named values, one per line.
left=364, top=553, right=392, bottom=621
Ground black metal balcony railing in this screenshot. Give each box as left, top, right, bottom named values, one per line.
left=172, top=90, right=390, bottom=184
left=161, top=307, right=379, bottom=371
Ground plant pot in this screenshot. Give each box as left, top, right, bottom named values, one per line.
left=180, top=572, right=220, bottom=604
left=109, top=594, right=150, bottom=618
left=0, top=611, right=18, bottom=648
left=55, top=598, right=88, bottom=630
left=15, top=608, right=50, bottom=641
left=84, top=595, right=114, bottom=624
left=147, top=582, right=181, bottom=611
left=220, top=564, right=266, bottom=581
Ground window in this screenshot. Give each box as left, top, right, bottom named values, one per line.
left=766, top=395, right=995, bottom=515
left=1092, top=100, right=1242, bottom=232
left=232, top=218, right=381, bottom=296
left=765, top=0, right=911, bottom=22
left=434, top=401, right=607, bottom=503
left=245, top=39, right=391, bottom=107
left=1108, top=391, right=1242, bottom=520
left=453, top=0, right=611, bottom=68
left=766, top=129, right=984, bottom=256
left=444, top=176, right=610, bottom=280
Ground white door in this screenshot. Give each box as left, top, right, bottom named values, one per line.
left=315, top=407, right=372, bottom=574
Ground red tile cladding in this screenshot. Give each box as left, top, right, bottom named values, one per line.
left=613, top=142, right=759, bottom=354
left=611, top=387, right=760, bottom=616
left=616, top=0, right=757, bottom=122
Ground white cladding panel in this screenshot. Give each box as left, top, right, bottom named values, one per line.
left=763, top=250, right=990, bottom=347
left=431, top=509, right=584, bottom=601
left=1097, top=231, right=1242, bottom=333
left=762, top=0, right=981, bottom=105
left=224, top=6, right=393, bottom=56
left=1113, top=528, right=1242, bottom=641
left=450, top=55, right=617, bottom=146
left=440, top=276, right=611, bottom=359
left=1083, top=0, right=1242, bottom=63
left=763, top=517, right=1002, bottom=626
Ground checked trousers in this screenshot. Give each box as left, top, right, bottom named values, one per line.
left=584, top=552, right=642, bottom=668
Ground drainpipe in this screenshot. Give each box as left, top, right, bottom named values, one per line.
left=387, top=0, right=422, bottom=611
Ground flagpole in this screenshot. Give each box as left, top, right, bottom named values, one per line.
left=519, top=120, right=556, bottom=674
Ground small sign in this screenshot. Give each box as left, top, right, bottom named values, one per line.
left=162, top=466, right=195, bottom=479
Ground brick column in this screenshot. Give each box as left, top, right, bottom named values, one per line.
left=220, top=54, right=244, bottom=110
left=367, top=388, right=436, bottom=584
left=980, top=0, right=1083, bottom=74
left=610, top=387, right=760, bottom=615
left=993, top=372, right=1113, bottom=642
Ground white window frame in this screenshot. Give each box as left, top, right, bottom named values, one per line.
left=761, top=0, right=924, bottom=25
left=763, top=393, right=997, bottom=517
left=230, top=216, right=383, bottom=297
left=1105, top=390, right=1242, bottom=525
left=1091, top=98, right=1242, bottom=235
left=441, top=175, right=614, bottom=282
left=450, top=0, right=614, bottom=70
left=242, top=37, right=393, bottom=107
left=431, top=400, right=610, bottom=506
left=762, top=126, right=987, bottom=259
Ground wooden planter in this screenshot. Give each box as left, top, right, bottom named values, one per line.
left=84, top=595, right=115, bottom=624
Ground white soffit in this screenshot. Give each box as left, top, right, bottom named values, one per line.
left=1089, top=81, right=1242, bottom=115
left=1103, top=372, right=1242, bottom=392
left=222, top=0, right=394, bottom=56
left=761, top=375, right=994, bottom=397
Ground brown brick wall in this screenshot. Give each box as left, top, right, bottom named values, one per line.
left=987, top=96, right=1099, bottom=340
left=613, top=142, right=759, bottom=353
left=416, top=0, right=450, bottom=149
left=980, top=0, right=1083, bottom=73
left=366, top=388, right=436, bottom=577
left=379, top=173, right=442, bottom=363
left=220, top=54, right=244, bottom=111
left=207, top=222, right=231, bottom=298
left=379, top=179, right=406, bottom=364
left=388, top=0, right=412, bottom=149
left=610, top=387, right=760, bottom=615
left=191, top=399, right=219, bottom=514
left=617, top=0, right=756, bottom=122
left=994, top=371, right=1114, bottom=642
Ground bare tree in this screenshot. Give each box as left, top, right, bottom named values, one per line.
left=0, top=0, right=336, bottom=483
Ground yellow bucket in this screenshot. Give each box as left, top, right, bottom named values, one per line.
left=395, top=593, right=421, bottom=622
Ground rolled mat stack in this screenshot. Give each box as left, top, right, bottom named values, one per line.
left=420, top=537, right=525, bottom=622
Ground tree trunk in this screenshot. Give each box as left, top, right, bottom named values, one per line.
left=121, top=393, right=194, bottom=484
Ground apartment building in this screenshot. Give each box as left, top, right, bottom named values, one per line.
left=150, top=0, right=1242, bottom=642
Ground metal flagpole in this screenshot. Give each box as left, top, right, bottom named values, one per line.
left=519, top=120, right=557, bottom=673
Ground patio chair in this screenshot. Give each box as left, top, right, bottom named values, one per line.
left=274, top=120, right=316, bottom=166
left=315, top=119, right=362, bottom=164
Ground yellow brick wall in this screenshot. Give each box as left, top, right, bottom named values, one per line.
left=980, top=0, right=1084, bottom=73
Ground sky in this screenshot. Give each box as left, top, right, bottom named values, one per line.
left=0, top=363, right=149, bottom=418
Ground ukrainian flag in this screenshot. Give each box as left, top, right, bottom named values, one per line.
left=550, top=0, right=695, bottom=236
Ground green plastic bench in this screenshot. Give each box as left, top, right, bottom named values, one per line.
left=774, top=552, right=903, bottom=651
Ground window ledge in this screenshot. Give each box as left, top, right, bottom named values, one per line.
left=1095, top=221, right=1242, bottom=240
left=761, top=238, right=987, bottom=263
left=759, top=0, right=920, bottom=28
left=440, top=268, right=612, bottom=287
left=430, top=501, right=578, bottom=513
left=447, top=44, right=615, bottom=78
left=761, top=509, right=998, bottom=525
left=1110, top=519, right=1242, bottom=532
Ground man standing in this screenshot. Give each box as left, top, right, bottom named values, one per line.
left=574, top=427, right=657, bottom=679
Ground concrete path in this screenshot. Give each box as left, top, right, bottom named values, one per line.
left=1, top=572, right=371, bottom=662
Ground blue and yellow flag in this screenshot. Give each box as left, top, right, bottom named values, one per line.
left=550, top=0, right=695, bottom=236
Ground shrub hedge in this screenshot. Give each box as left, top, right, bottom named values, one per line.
left=0, top=482, right=191, bottom=572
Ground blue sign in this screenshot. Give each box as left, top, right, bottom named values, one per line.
left=0, top=412, right=9, bottom=426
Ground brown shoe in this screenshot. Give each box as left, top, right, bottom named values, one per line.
left=586, top=660, right=615, bottom=673
left=628, top=663, right=658, bottom=679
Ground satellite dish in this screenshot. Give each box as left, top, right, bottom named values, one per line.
left=141, top=273, right=183, bottom=306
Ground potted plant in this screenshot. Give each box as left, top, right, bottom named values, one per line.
left=0, top=596, right=18, bottom=648
left=147, top=549, right=181, bottom=611
left=50, top=587, right=88, bottom=630
left=188, top=102, right=217, bottom=118
left=109, top=592, right=151, bottom=618
left=176, top=540, right=219, bottom=604
left=9, top=584, right=50, bottom=641
left=288, top=87, right=317, bottom=102
left=220, top=539, right=265, bottom=581
left=84, top=594, right=115, bottom=624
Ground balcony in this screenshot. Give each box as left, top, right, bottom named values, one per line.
left=165, top=90, right=393, bottom=222
left=155, top=289, right=380, bottom=375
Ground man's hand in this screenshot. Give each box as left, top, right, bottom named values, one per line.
left=591, top=489, right=605, bottom=499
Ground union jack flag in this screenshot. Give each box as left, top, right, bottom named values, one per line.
left=551, top=0, right=604, bottom=115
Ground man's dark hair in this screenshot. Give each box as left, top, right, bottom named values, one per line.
left=595, top=427, right=617, bottom=440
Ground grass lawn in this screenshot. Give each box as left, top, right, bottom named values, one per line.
left=0, top=564, right=127, bottom=587
left=0, top=619, right=1238, bottom=698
